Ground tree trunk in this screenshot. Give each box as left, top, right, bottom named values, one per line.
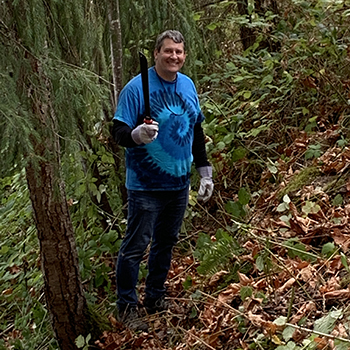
left=107, top=0, right=128, bottom=208
left=237, top=0, right=256, bottom=51
left=108, top=0, right=123, bottom=110
left=24, top=57, right=88, bottom=350
left=255, top=0, right=280, bottom=51
left=26, top=164, right=88, bottom=350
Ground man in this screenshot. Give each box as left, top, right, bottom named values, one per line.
left=112, top=30, right=213, bottom=331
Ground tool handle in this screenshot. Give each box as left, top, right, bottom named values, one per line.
left=144, top=116, right=153, bottom=124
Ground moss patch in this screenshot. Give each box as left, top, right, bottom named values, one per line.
left=279, top=166, right=321, bottom=199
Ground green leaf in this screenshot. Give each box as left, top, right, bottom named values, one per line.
left=238, top=187, right=250, bottom=205
left=282, top=326, right=295, bottom=342
left=313, top=309, right=343, bottom=334
left=216, top=141, right=226, bottom=151
left=243, top=91, right=252, bottom=99
left=0, top=245, right=10, bottom=254
left=240, top=286, right=252, bottom=301
left=183, top=275, right=193, bottom=290
left=233, top=76, right=246, bottom=82
left=305, top=144, right=322, bottom=159
left=256, top=255, right=265, bottom=271
left=223, top=133, right=235, bottom=144
left=75, top=335, right=85, bottom=348
left=76, top=183, right=86, bottom=196
left=283, top=194, right=291, bottom=204
left=247, top=3, right=254, bottom=14
left=283, top=71, right=293, bottom=84
left=267, top=163, right=278, bottom=174
left=261, top=74, right=274, bottom=85
left=280, top=215, right=291, bottom=223
left=321, top=242, right=336, bottom=257
left=189, top=306, right=197, bottom=318
left=302, top=107, right=309, bottom=115
left=302, top=201, right=321, bottom=215
left=334, top=339, right=350, bottom=350
left=277, top=202, right=288, bottom=212
left=195, top=232, right=211, bottom=251
left=206, top=23, right=217, bottom=31
left=101, top=154, right=114, bottom=164
left=225, top=200, right=244, bottom=218
left=340, top=253, right=350, bottom=272
left=191, top=290, right=202, bottom=300
left=231, top=148, right=246, bottom=162
left=274, top=316, right=287, bottom=326
left=283, top=238, right=317, bottom=262
left=333, top=194, right=343, bottom=206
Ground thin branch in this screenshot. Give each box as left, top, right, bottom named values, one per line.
left=285, top=322, right=350, bottom=344
left=178, top=326, right=217, bottom=350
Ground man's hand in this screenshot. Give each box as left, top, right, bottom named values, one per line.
left=197, top=166, right=214, bottom=203
left=131, top=120, right=159, bottom=145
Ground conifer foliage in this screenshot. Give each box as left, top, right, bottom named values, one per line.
left=118, top=0, right=202, bottom=83
left=0, top=2, right=110, bottom=349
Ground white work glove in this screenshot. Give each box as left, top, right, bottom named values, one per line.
left=197, top=166, right=214, bottom=203
left=131, top=120, right=159, bottom=145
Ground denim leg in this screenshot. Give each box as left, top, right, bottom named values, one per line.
left=116, top=190, right=158, bottom=310
left=145, top=187, right=189, bottom=300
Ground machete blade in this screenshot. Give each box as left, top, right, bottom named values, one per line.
left=139, top=52, right=151, bottom=122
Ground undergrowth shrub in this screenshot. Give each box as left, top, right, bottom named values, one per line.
left=0, top=173, right=57, bottom=349
left=200, top=0, right=350, bottom=193
left=194, top=228, right=245, bottom=277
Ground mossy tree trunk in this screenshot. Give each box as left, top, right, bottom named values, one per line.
left=24, top=57, right=88, bottom=350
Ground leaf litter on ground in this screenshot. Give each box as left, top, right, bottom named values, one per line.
left=96, top=127, right=350, bottom=349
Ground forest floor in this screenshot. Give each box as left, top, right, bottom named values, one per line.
left=96, top=123, right=350, bottom=350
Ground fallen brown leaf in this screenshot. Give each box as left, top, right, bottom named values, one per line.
left=332, top=228, right=350, bottom=251
left=238, top=272, right=252, bottom=286
left=323, top=288, right=350, bottom=299
left=276, top=278, right=296, bottom=293
left=218, top=283, right=240, bottom=304
left=208, top=270, right=229, bottom=287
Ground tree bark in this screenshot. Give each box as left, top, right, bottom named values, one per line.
left=107, top=0, right=128, bottom=208
left=24, top=56, right=88, bottom=350
left=255, top=0, right=280, bottom=51
left=108, top=0, right=123, bottom=110
left=237, top=0, right=256, bottom=51
left=26, top=164, right=88, bottom=350
left=237, top=0, right=280, bottom=51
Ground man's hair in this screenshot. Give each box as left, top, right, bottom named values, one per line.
left=154, top=30, right=186, bottom=52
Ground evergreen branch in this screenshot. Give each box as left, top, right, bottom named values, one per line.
left=56, top=60, right=113, bottom=86
left=193, top=0, right=233, bottom=11
left=0, top=22, right=111, bottom=88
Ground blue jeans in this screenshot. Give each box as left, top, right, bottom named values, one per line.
left=116, top=187, right=189, bottom=310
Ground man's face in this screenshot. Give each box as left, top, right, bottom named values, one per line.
left=154, top=38, right=186, bottom=81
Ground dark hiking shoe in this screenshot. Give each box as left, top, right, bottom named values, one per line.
left=143, top=295, right=173, bottom=314
left=118, top=305, right=149, bottom=332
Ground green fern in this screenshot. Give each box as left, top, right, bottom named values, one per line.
left=194, top=229, right=243, bottom=276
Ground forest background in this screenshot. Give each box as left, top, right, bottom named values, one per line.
left=1, top=0, right=350, bottom=349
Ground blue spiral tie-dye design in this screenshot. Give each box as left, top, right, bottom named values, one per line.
left=114, top=67, right=204, bottom=191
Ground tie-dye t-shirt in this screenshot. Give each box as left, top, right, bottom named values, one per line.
left=114, top=67, right=204, bottom=191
